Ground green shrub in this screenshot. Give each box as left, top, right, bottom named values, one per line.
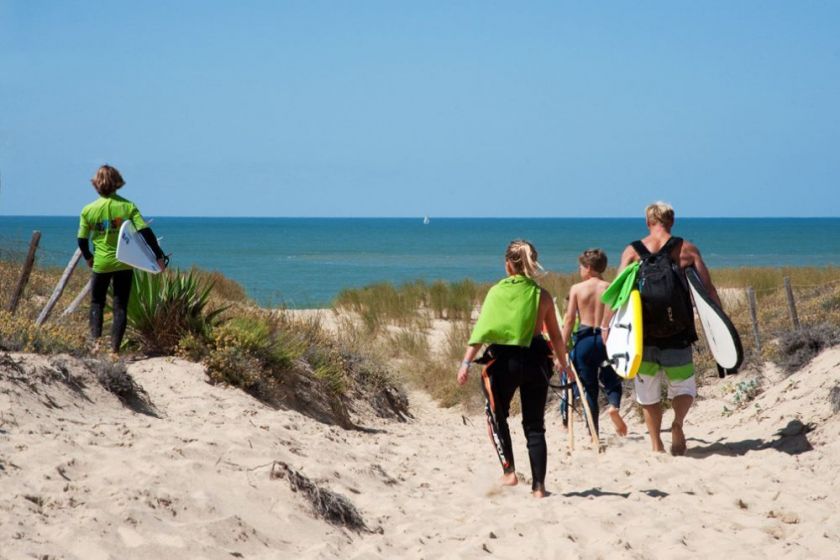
left=176, top=332, right=210, bottom=362
left=126, top=269, right=226, bottom=354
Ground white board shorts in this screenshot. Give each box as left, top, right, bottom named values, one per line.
left=634, top=346, right=697, bottom=405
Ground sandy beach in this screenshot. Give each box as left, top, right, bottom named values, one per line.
left=2, top=333, right=839, bottom=559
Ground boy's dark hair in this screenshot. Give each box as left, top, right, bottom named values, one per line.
left=579, top=248, right=607, bottom=273
left=91, top=165, right=125, bottom=197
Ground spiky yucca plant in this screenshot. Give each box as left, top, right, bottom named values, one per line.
left=126, top=269, right=226, bottom=354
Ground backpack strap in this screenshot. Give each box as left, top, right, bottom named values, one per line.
left=660, top=236, right=684, bottom=257
left=631, top=240, right=651, bottom=258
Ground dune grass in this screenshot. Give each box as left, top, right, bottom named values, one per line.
left=334, top=266, right=840, bottom=408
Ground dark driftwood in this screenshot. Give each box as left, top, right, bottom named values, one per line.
left=7, top=231, right=41, bottom=315
left=271, top=461, right=370, bottom=532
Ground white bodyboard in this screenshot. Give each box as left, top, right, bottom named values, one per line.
left=605, top=289, right=643, bottom=379
left=686, top=267, right=743, bottom=370
left=116, top=221, right=161, bottom=274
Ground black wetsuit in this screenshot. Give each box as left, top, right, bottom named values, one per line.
left=478, top=336, right=552, bottom=491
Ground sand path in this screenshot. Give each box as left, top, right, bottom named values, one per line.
left=1, top=350, right=839, bottom=559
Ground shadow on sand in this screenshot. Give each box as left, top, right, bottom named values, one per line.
left=686, top=420, right=815, bottom=459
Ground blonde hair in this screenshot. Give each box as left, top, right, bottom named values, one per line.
left=505, top=240, right=543, bottom=279
left=578, top=248, right=607, bottom=273
left=91, top=165, right=125, bottom=197
left=645, top=201, right=675, bottom=228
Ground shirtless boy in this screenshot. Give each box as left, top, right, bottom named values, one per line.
left=562, top=249, right=627, bottom=436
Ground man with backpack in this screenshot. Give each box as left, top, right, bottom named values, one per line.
left=617, top=202, right=721, bottom=455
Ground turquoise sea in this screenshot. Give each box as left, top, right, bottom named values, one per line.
left=2, top=217, right=840, bottom=307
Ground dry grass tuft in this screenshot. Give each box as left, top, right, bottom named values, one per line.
left=271, top=461, right=371, bottom=532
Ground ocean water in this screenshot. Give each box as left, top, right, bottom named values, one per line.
left=2, top=217, right=840, bottom=307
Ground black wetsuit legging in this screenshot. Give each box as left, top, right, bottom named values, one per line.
left=89, top=269, right=133, bottom=352
left=480, top=336, right=551, bottom=491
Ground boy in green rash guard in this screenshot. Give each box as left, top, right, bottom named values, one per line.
left=457, top=240, right=571, bottom=499
left=77, top=165, right=167, bottom=354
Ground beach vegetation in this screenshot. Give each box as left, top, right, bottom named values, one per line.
left=125, top=269, right=227, bottom=354
left=775, top=323, right=840, bottom=374
left=0, top=310, right=87, bottom=355
left=188, top=267, right=251, bottom=304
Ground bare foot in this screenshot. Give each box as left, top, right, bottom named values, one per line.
left=608, top=407, right=628, bottom=437
left=532, top=484, right=547, bottom=498
left=671, top=423, right=687, bottom=456
left=652, top=437, right=666, bottom=453
left=500, top=472, right=518, bottom=487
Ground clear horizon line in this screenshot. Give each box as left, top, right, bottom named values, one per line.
left=2, top=214, right=840, bottom=220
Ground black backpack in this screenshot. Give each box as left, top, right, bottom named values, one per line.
left=632, top=237, right=696, bottom=341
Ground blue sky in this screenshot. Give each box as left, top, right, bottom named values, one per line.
left=1, top=1, right=838, bottom=217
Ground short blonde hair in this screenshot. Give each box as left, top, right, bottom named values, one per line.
left=645, top=201, right=674, bottom=228
left=506, top=239, right=544, bottom=279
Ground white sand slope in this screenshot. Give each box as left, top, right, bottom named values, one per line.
left=1, top=349, right=839, bottom=559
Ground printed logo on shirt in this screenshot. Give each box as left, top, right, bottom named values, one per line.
left=92, top=217, right=125, bottom=235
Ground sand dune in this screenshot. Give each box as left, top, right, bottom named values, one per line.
left=1, top=347, right=839, bottom=559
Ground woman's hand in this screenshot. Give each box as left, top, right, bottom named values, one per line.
left=157, top=258, right=167, bottom=272
left=457, top=363, right=470, bottom=385
left=85, top=257, right=93, bottom=268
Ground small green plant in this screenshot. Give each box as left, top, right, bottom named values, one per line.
left=126, top=269, right=227, bottom=354
left=732, top=379, right=761, bottom=406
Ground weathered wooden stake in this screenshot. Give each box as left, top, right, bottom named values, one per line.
left=61, top=278, right=92, bottom=318
left=567, top=385, right=575, bottom=452
left=568, top=361, right=601, bottom=454
left=783, top=277, right=800, bottom=330
left=746, top=287, right=761, bottom=352
left=35, top=248, right=83, bottom=326
left=7, top=231, right=41, bottom=315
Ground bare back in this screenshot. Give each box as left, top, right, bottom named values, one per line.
left=562, top=277, right=610, bottom=343
left=572, top=278, right=610, bottom=327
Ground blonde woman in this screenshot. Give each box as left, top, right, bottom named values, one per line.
left=457, top=240, right=571, bottom=498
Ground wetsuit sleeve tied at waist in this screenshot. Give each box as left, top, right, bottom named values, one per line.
left=600, top=262, right=639, bottom=311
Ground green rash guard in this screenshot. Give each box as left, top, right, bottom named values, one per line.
left=469, top=275, right=542, bottom=347
left=78, top=195, right=148, bottom=273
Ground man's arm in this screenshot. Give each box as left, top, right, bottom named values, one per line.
left=561, top=287, right=578, bottom=345
left=617, top=245, right=638, bottom=273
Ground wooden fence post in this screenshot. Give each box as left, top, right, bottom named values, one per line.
left=35, top=249, right=83, bottom=326
left=783, top=277, right=800, bottom=330
left=746, top=287, right=761, bottom=353
left=60, top=278, right=92, bottom=318
left=7, top=231, right=41, bottom=315
left=567, top=385, right=574, bottom=452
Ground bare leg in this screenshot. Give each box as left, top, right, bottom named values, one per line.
left=642, top=404, right=665, bottom=452
left=608, top=405, right=628, bottom=437
left=670, top=394, right=693, bottom=456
